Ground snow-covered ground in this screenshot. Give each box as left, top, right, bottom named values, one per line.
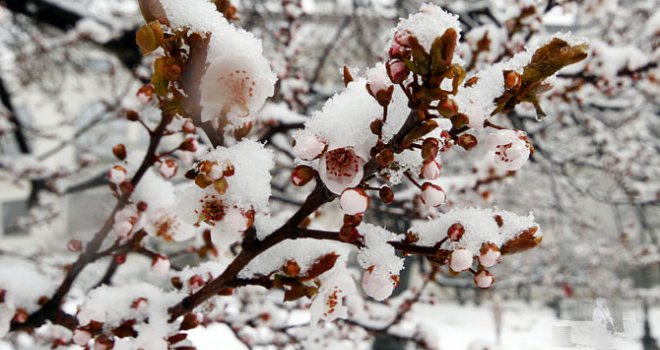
left=189, top=301, right=660, bottom=350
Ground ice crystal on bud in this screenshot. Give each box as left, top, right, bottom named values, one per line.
left=339, top=188, right=370, bottom=215
left=318, top=148, right=366, bottom=194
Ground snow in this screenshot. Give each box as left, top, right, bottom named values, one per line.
left=389, top=4, right=462, bottom=57
left=410, top=208, right=540, bottom=253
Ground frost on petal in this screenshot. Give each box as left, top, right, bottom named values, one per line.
left=318, top=148, right=365, bottom=194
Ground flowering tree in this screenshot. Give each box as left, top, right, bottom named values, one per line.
left=0, top=0, right=596, bottom=349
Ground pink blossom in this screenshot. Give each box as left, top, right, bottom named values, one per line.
left=478, top=243, right=501, bottom=268
left=474, top=270, right=494, bottom=289
left=420, top=183, right=446, bottom=207
left=450, top=248, right=473, bottom=272
left=292, top=129, right=327, bottom=161
left=318, top=147, right=365, bottom=194
left=488, top=130, right=532, bottom=171
left=421, top=160, right=441, bottom=180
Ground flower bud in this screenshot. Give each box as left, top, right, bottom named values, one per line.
left=112, top=144, right=126, bottom=160
left=125, top=109, right=140, bottom=121
left=340, top=188, right=370, bottom=216
left=182, top=120, right=196, bottom=134
left=504, top=70, right=522, bottom=90
left=343, top=214, right=363, bottom=227
left=450, top=113, right=469, bottom=129
left=457, top=134, right=478, bottom=150
left=478, top=243, right=501, bottom=268
left=67, top=239, right=82, bottom=252
left=379, top=186, right=394, bottom=204
left=179, top=138, right=198, bottom=152
left=370, top=119, right=383, bottom=135
left=292, top=130, right=327, bottom=161
left=438, top=99, right=458, bottom=118
left=367, top=69, right=393, bottom=106
left=449, top=248, right=473, bottom=272
left=283, top=260, right=301, bottom=277
left=137, top=85, right=155, bottom=104
left=386, top=59, right=409, bottom=84
left=339, top=224, right=360, bottom=243
left=421, top=160, right=441, bottom=180
left=291, top=165, right=315, bottom=186
left=94, top=335, right=114, bottom=350
left=73, top=329, right=92, bottom=346
left=159, top=159, right=178, bottom=179
left=108, top=166, right=127, bottom=185
left=388, top=41, right=408, bottom=59
left=213, top=177, right=228, bottom=195
left=113, top=220, right=133, bottom=238
left=361, top=266, right=396, bottom=301
left=420, top=183, right=446, bottom=207
left=447, top=223, right=465, bottom=241
left=474, top=269, right=494, bottom=289
left=151, top=255, right=170, bottom=276
left=421, top=138, right=439, bottom=161
left=375, top=148, right=394, bottom=167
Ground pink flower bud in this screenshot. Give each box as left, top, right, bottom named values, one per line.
left=474, top=270, right=494, bottom=289
left=182, top=120, right=196, bottom=134
left=340, top=188, right=370, bottom=216
left=361, top=266, right=396, bottom=301
left=393, top=31, right=412, bottom=46
left=151, top=255, right=171, bottom=276
left=478, top=243, right=501, bottom=268
left=292, top=130, right=327, bottom=161
left=386, top=59, right=409, bottom=84
left=159, top=159, right=178, bottom=179
left=450, top=248, right=473, bottom=272
left=291, top=165, right=315, bottom=186
left=73, top=329, right=92, bottom=346
left=113, top=220, right=133, bottom=238
left=388, top=41, right=407, bottom=58
left=421, top=160, right=441, bottom=180
left=108, top=165, right=127, bottom=184
left=137, top=85, right=155, bottom=104
left=447, top=223, right=465, bottom=241
left=420, top=183, right=446, bottom=207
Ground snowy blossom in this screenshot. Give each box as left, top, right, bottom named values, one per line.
left=361, top=266, right=397, bottom=301
left=318, top=148, right=366, bottom=194
left=486, top=129, right=532, bottom=171
left=421, top=160, right=441, bottom=180
left=356, top=224, right=404, bottom=300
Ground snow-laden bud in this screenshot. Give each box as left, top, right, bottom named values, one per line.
left=151, top=255, right=170, bottom=276
left=447, top=223, right=465, bottom=241
left=291, top=165, right=315, bottom=186
left=488, top=130, right=532, bottom=171
left=339, top=224, right=360, bottom=243
left=449, top=248, right=473, bottom=272
left=292, top=130, right=327, bottom=161
left=179, top=138, right=198, bottom=152
left=67, top=239, right=83, bottom=252
left=137, top=85, right=155, bottom=104
left=366, top=67, right=393, bottom=106
left=283, top=260, right=301, bottom=277
left=386, top=59, right=409, bottom=84
left=112, top=144, right=126, bottom=160
left=73, top=329, right=92, bottom=346
left=362, top=266, right=397, bottom=301
left=94, top=335, right=114, bottom=350
left=318, top=147, right=366, bottom=194
left=393, top=31, right=412, bottom=46
left=478, top=243, right=501, bottom=268
left=159, top=159, right=178, bottom=179
left=113, top=220, right=133, bottom=238
left=379, top=186, right=394, bottom=204
left=421, top=160, right=441, bottom=180
left=457, top=133, right=478, bottom=150
left=182, top=120, right=196, bottom=134
left=340, top=188, right=370, bottom=216
left=375, top=148, right=394, bottom=167
left=474, top=270, right=494, bottom=289
left=108, top=165, right=127, bottom=184
left=420, top=183, right=446, bottom=207
left=388, top=41, right=408, bottom=59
